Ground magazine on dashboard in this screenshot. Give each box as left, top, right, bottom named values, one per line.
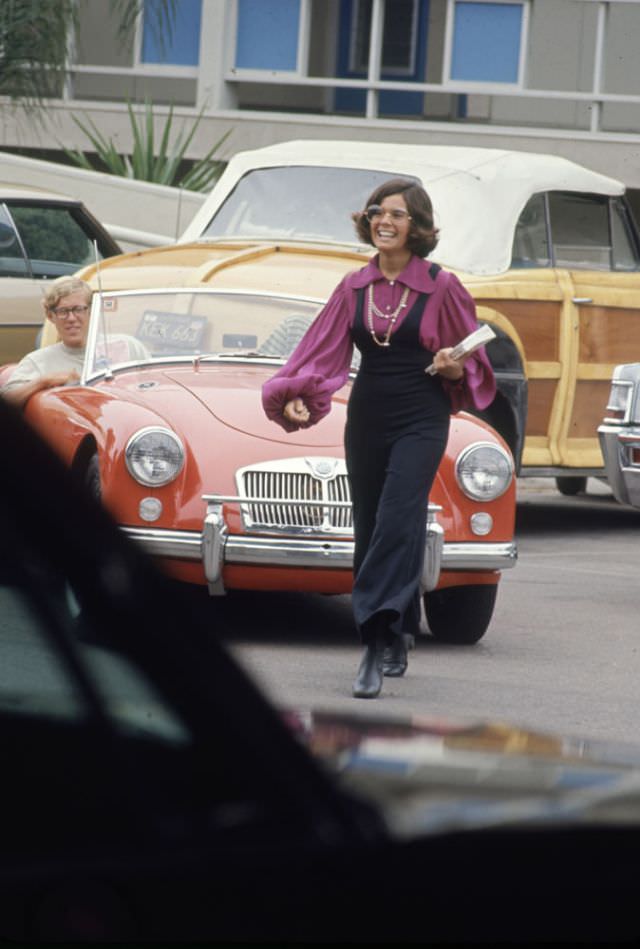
left=424, top=323, right=496, bottom=376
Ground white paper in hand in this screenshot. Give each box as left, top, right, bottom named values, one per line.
left=425, top=324, right=496, bottom=376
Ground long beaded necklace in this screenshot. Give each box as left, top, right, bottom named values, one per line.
left=367, top=283, right=410, bottom=347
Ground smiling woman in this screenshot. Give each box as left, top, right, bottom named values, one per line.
left=262, top=177, right=497, bottom=699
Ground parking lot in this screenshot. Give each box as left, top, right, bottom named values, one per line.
left=212, top=478, right=640, bottom=748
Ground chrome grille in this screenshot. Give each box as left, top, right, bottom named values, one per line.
left=239, top=461, right=353, bottom=534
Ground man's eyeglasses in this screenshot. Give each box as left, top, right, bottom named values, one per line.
left=365, top=205, right=411, bottom=223
left=50, top=305, right=90, bottom=319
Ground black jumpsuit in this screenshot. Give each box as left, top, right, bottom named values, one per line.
left=345, top=269, right=451, bottom=644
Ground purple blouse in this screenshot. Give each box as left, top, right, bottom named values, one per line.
left=262, top=254, right=496, bottom=432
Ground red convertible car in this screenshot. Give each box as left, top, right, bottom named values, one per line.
left=3, top=266, right=517, bottom=643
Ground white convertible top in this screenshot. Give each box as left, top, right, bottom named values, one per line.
left=181, top=140, right=624, bottom=275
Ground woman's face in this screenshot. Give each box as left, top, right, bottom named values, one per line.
left=367, top=193, right=412, bottom=254
left=46, top=290, right=91, bottom=349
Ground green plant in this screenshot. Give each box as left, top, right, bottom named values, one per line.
left=0, top=1, right=177, bottom=113
left=0, top=0, right=74, bottom=109
left=63, top=100, right=231, bottom=193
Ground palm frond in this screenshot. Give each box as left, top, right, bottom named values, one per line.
left=64, top=113, right=130, bottom=177
left=0, top=0, right=76, bottom=111
left=154, top=103, right=175, bottom=178
left=127, top=100, right=149, bottom=179
left=1, top=0, right=178, bottom=110
left=109, top=0, right=178, bottom=57
left=59, top=147, right=95, bottom=172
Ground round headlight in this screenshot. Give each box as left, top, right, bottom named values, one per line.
left=456, top=442, right=513, bottom=501
left=125, top=427, right=185, bottom=487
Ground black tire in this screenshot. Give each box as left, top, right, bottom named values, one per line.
left=555, top=476, right=587, bottom=496
left=424, top=584, right=498, bottom=644
left=85, top=454, right=102, bottom=502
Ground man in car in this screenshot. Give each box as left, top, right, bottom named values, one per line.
left=2, top=276, right=92, bottom=408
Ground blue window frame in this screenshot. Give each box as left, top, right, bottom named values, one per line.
left=450, top=1, right=523, bottom=84
left=141, top=0, right=202, bottom=66
left=336, top=0, right=429, bottom=116
left=235, top=0, right=301, bottom=71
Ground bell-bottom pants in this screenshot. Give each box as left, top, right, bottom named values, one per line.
left=345, top=420, right=449, bottom=644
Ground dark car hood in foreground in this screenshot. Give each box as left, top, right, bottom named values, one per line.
left=4, top=391, right=640, bottom=943
left=291, top=709, right=640, bottom=837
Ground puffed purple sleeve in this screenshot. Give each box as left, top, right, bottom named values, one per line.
left=262, top=280, right=355, bottom=432
left=425, top=272, right=496, bottom=413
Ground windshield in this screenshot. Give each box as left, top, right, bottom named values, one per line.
left=200, top=166, right=419, bottom=244
left=84, top=289, right=327, bottom=378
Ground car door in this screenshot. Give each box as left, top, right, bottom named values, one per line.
left=468, top=191, right=567, bottom=471
left=548, top=192, right=640, bottom=470
left=0, top=202, right=43, bottom=364
left=485, top=190, right=640, bottom=475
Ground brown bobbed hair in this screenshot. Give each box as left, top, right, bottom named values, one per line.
left=352, top=177, right=439, bottom=258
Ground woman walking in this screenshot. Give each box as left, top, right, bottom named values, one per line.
left=262, top=178, right=496, bottom=698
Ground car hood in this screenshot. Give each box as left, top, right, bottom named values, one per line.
left=290, top=709, right=640, bottom=837
left=161, top=364, right=347, bottom=448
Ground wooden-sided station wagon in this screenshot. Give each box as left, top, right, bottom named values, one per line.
left=177, top=140, right=640, bottom=495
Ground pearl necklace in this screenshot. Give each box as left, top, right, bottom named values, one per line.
left=367, top=284, right=409, bottom=347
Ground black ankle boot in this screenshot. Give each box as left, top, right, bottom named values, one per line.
left=383, top=634, right=408, bottom=677
left=352, top=640, right=384, bottom=698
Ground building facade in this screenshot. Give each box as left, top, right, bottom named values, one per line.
left=4, top=0, right=640, bottom=191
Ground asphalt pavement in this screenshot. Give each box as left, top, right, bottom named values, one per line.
left=223, top=474, right=640, bottom=747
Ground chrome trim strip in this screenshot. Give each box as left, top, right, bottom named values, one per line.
left=519, top=466, right=603, bottom=478
left=202, top=505, right=227, bottom=594
left=598, top=424, right=640, bottom=507
left=598, top=424, right=632, bottom=505
left=93, top=286, right=326, bottom=305
left=441, top=542, right=518, bottom=571
left=1, top=322, right=42, bottom=329
left=203, top=495, right=352, bottom=507
left=202, top=493, right=442, bottom=513
left=225, top=535, right=354, bottom=569
left=618, top=432, right=640, bottom=448
left=422, top=523, right=444, bottom=592
left=203, top=492, right=442, bottom=507
left=123, top=527, right=203, bottom=559
left=121, top=527, right=517, bottom=573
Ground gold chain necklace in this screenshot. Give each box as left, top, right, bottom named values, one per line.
left=367, top=284, right=410, bottom=348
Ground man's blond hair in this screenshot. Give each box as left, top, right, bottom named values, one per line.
left=42, top=276, right=92, bottom=312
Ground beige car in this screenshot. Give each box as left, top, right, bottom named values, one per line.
left=0, top=184, right=121, bottom=365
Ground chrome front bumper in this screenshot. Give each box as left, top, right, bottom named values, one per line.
left=598, top=423, right=640, bottom=507
left=122, top=493, right=517, bottom=595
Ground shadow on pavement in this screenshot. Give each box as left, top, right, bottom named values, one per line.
left=186, top=584, right=355, bottom=646
left=516, top=483, right=640, bottom=535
